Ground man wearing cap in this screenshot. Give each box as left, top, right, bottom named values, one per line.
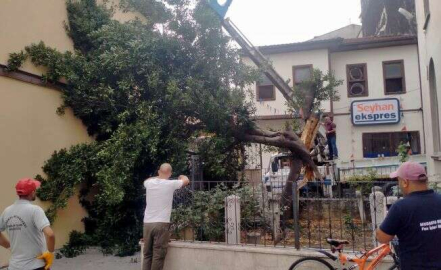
left=0, top=178, right=55, bottom=270
left=376, top=162, right=441, bottom=269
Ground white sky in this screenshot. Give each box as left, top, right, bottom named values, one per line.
left=226, top=0, right=362, bottom=46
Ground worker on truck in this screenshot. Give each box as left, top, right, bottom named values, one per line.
left=323, top=116, right=338, bottom=160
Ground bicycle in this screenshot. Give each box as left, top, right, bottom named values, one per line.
left=289, top=238, right=400, bottom=270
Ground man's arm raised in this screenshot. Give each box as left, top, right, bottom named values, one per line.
left=178, top=175, right=190, bottom=187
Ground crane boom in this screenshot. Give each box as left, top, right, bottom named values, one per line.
left=208, top=0, right=294, bottom=102
left=207, top=0, right=324, bottom=183
left=220, top=18, right=294, bottom=102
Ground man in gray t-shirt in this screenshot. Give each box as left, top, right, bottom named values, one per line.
left=0, top=178, right=55, bottom=270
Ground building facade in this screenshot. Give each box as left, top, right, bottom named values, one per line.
left=415, top=0, right=441, bottom=181
left=0, top=0, right=141, bottom=264
left=243, top=33, right=425, bottom=172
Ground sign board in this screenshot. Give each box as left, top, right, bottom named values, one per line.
left=351, top=98, right=400, bottom=126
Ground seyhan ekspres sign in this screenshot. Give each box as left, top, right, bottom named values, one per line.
left=351, top=98, right=400, bottom=126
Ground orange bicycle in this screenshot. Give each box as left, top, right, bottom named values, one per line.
left=289, top=238, right=400, bottom=270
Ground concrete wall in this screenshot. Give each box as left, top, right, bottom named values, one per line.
left=162, top=242, right=395, bottom=270
left=416, top=0, right=441, bottom=180
left=331, top=45, right=424, bottom=161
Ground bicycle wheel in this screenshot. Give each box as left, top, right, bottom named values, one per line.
left=289, top=257, right=334, bottom=270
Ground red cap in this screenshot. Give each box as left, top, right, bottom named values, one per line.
left=390, top=162, right=427, bottom=181
left=16, top=178, right=41, bottom=196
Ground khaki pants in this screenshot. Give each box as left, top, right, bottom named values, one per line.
left=142, top=223, right=170, bottom=270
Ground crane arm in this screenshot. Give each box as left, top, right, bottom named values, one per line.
left=220, top=18, right=294, bottom=102
left=207, top=0, right=294, bottom=102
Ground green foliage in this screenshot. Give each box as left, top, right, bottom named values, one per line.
left=343, top=214, right=359, bottom=235
left=287, top=69, right=342, bottom=115
left=66, top=0, right=113, bottom=53
left=346, top=168, right=378, bottom=195
left=58, top=231, right=93, bottom=258
left=346, top=168, right=378, bottom=182
left=171, top=184, right=260, bottom=241
left=430, top=182, right=441, bottom=193
left=6, top=51, right=27, bottom=72
left=397, top=142, right=410, bottom=163
left=9, top=0, right=259, bottom=255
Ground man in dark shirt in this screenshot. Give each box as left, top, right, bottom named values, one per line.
left=377, top=162, right=441, bottom=270
left=323, top=116, right=338, bottom=160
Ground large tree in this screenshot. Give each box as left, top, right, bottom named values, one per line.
left=7, top=0, right=339, bottom=253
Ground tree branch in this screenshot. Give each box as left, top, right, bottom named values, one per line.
left=238, top=128, right=322, bottom=179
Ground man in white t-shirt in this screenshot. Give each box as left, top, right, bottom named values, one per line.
left=0, top=178, right=55, bottom=270
left=142, top=163, right=190, bottom=270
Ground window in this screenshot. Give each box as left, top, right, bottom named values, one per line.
left=347, top=64, right=368, bottom=97
left=293, top=65, right=313, bottom=88
left=429, top=59, right=441, bottom=153
left=256, top=74, right=275, bottom=101
left=362, top=131, right=421, bottom=158
left=383, top=60, right=406, bottom=94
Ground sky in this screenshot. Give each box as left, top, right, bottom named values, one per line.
left=225, top=0, right=362, bottom=46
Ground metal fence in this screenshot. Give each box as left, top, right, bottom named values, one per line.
left=170, top=179, right=401, bottom=251
left=338, top=165, right=400, bottom=182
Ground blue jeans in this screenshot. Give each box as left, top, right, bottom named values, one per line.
left=327, top=136, right=338, bottom=159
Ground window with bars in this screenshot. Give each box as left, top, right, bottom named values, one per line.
left=362, top=131, right=421, bottom=158
left=256, top=74, right=275, bottom=101
left=383, top=60, right=406, bottom=94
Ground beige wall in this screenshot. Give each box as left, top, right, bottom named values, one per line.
left=0, top=0, right=143, bottom=73
left=0, top=75, right=92, bottom=264
left=243, top=49, right=330, bottom=116
left=334, top=111, right=425, bottom=162
left=416, top=0, right=441, bottom=180
left=0, top=0, right=74, bottom=75
left=331, top=45, right=425, bottom=161
left=0, top=1, right=147, bottom=265
left=331, top=45, right=422, bottom=115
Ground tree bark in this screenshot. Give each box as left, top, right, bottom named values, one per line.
left=239, top=126, right=322, bottom=179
